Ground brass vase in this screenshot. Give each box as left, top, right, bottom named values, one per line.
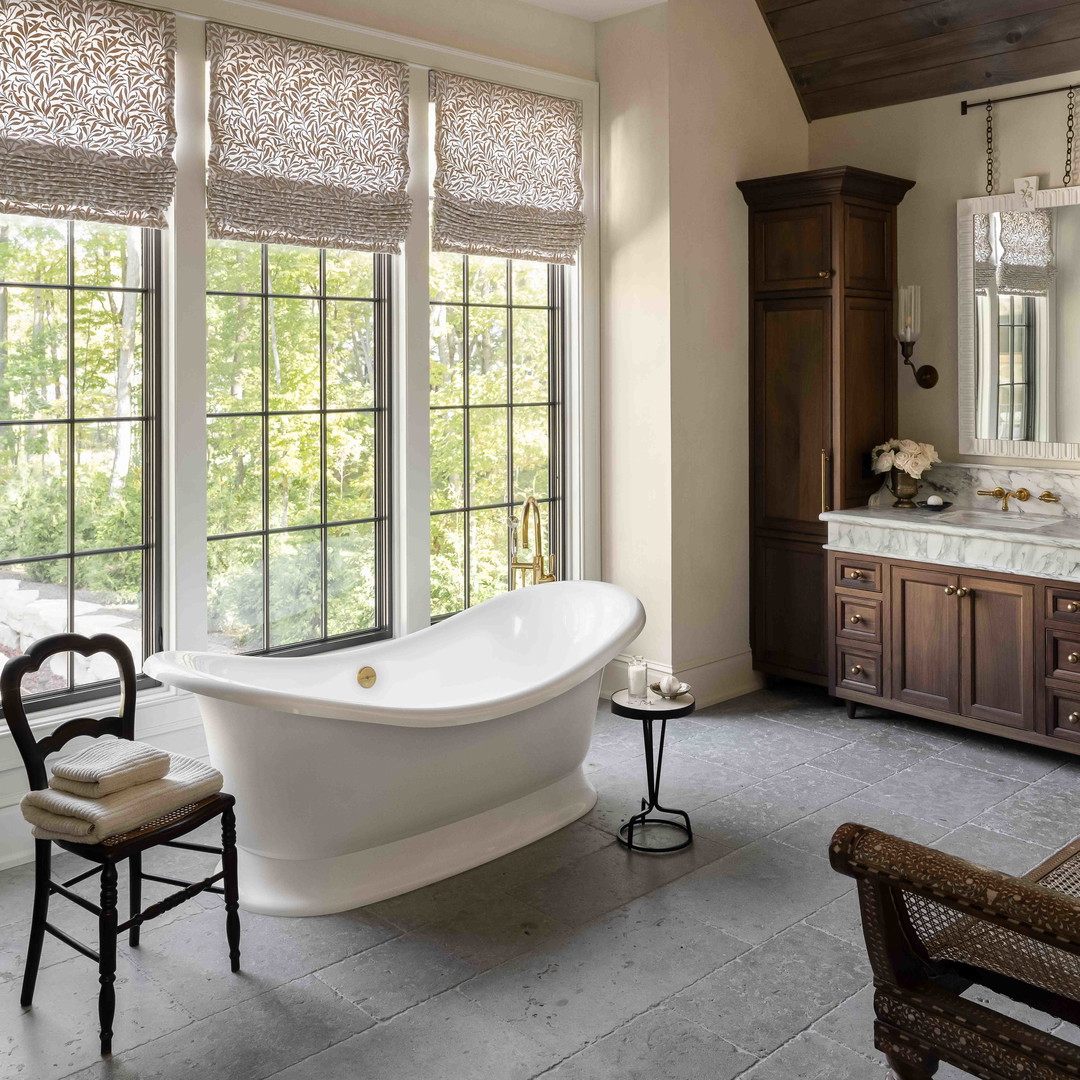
left=889, top=467, right=918, bottom=509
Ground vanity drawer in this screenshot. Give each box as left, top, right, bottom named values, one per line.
left=1046, top=629, right=1080, bottom=683
left=835, top=558, right=882, bottom=593
left=837, top=647, right=880, bottom=696
left=1047, top=687, right=1080, bottom=745
left=835, top=595, right=881, bottom=643
left=1047, top=587, right=1080, bottom=627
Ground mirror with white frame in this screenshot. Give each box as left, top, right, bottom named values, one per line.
left=958, top=186, right=1080, bottom=460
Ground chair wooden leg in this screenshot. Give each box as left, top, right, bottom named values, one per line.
left=20, top=839, right=51, bottom=1007
left=886, top=1052, right=939, bottom=1079
left=128, top=852, right=141, bottom=947
left=98, top=861, right=118, bottom=1056
left=221, top=805, right=241, bottom=973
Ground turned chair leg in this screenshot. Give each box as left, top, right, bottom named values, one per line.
left=887, top=1052, right=939, bottom=1079
left=128, top=852, right=141, bottom=947
left=221, top=805, right=241, bottom=973
left=98, top=862, right=118, bottom=1056
left=21, top=839, right=51, bottom=1008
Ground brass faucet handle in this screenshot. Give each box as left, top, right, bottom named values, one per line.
left=977, top=488, right=1006, bottom=499
left=1040, top=491, right=1062, bottom=503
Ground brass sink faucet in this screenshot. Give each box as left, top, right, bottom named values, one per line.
left=976, top=486, right=1030, bottom=511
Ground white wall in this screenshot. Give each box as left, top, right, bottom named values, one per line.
left=809, top=68, right=1080, bottom=468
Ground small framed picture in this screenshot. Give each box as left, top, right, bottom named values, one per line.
left=1014, top=175, right=1039, bottom=208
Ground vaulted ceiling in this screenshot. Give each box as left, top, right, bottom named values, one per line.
left=756, top=0, right=1080, bottom=121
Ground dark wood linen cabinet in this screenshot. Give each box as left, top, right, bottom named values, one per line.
left=738, top=167, right=914, bottom=685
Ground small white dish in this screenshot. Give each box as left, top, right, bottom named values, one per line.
left=649, top=680, right=691, bottom=700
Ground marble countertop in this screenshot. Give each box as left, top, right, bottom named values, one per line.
left=820, top=506, right=1080, bottom=581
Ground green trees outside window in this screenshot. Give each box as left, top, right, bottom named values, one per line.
left=206, top=241, right=389, bottom=654
left=0, top=214, right=156, bottom=696
left=429, top=252, right=564, bottom=616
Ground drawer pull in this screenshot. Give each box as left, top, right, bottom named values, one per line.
left=1067, top=602, right=1079, bottom=613
left=848, top=569, right=863, bottom=580
left=849, top=614, right=862, bottom=624
left=849, top=664, right=863, bottom=676
left=1069, top=653, right=1080, bottom=665
left=818, top=269, right=834, bottom=278
left=944, top=585, right=956, bottom=595
left=1068, top=712, right=1080, bottom=725
left=956, top=587, right=970, bottom=598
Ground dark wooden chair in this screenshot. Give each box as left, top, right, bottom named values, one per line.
left=2, top=632, right=241, bottom=1056
left=831, top=821, right=1080, bottom=1079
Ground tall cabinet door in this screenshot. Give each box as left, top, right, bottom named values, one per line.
left=960, top=575, right=1035, bottom=730
left=753, top=205, right=832, bottom=292
left=753, top=297, right=832, bottom=535
left=755, top=536, right=827, bottom=680
left=891, top=565, right=960, bottom=713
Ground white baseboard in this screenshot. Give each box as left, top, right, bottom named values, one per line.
left=602, top=650, right=762, bottom=709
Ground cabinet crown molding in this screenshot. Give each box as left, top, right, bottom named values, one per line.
left=737, top=165, right=915, bottom=208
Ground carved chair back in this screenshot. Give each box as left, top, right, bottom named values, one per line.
left=1, top=633, right=137, bottom=792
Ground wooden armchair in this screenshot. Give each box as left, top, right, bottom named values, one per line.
left=830, top=822, right=1080, bottom=1080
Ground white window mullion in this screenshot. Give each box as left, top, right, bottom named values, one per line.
left=392, top=67, right=433, bottom=637
left=164, top=14, right=209, bottom=651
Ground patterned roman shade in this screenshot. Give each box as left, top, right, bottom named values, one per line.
left=206, top=25, right=411, bottom=253
left=429, top=70, right=585, bottom=265
left=0, top=0, right=176, bottom=227
left=997, top=209, right=1056, bottom=296
left=973, top=213, right=996, bottom=293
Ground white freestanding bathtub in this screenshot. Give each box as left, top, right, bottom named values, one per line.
left=144, top=580, right=645, bottom=916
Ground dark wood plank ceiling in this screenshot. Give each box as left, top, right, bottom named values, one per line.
left=756, top=0, right=1080, bottom=120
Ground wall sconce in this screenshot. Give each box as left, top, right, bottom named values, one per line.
left=895, top=285, right=938, bottom=389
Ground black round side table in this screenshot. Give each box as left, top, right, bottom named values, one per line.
left=610, top=688, right=696, bottom=853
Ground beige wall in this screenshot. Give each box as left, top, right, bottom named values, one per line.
left=596, top=3, right=673, bottom=666
left=269, top=0, right=597, bottom=79
left=809, top=69, right=1080, bottom=467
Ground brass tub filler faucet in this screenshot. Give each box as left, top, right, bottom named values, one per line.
left=510, top=495, right=556, bottom=588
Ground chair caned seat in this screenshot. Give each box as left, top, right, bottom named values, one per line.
left=100, top=795, right=222, bottom=847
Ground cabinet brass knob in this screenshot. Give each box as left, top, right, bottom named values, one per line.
left=1068, top=602, right=1079, bottom=613
left=818, top=269, right=833, bottom=278
left=1068, top=712, right=1080, bottom=724
left=944, top=585, right=956, bottom=595
left=848, top=569, right=862, bottom=580
left=849, top=614, right=862, bottom=624
left=956, top=587, right=970, bottom=598
left=1069, top=653, right=1080, bottom=665
left=849, top=664, right=863, bottom=676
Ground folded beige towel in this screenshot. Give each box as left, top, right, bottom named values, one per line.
left=49, top=739, right=170, bottom=798
left=22, top=754, right=223, bottom=844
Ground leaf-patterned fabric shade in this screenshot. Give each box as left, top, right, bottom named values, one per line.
left=429, top=70, right=585, bottom=265
left=206, top=25, right=411, bottom=253
left=0, top=0, right=176, bottom=227
left=997, top=209, right=1056, bottom=297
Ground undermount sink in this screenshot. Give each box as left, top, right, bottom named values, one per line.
left=935, top=510, right=1052, bottom=531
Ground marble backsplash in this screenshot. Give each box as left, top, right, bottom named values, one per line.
left=867, top=462, right=1080, bottom=518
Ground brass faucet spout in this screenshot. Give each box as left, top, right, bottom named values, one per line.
left=510, top=495, right=556, bottom=588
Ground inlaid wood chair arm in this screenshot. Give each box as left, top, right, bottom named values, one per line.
left=830, top=823, right=1080, bottom=956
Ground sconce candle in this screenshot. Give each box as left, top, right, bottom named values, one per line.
left=894, top=284, right=938, bottom=389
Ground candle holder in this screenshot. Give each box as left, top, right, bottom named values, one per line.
left=626, top=656, right=649, bottom=706
left=895, top=285, right=938, bottom=389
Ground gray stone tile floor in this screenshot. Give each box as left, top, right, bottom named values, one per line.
left=4, top=681, right=1080, bottom=1078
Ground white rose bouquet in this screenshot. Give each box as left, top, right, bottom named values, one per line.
left=871, top=438, right=940, bottom=480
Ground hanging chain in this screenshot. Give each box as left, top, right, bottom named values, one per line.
left=985, top=102, right=995, bottom=195
left=1066, top=88, right=1076, bottom=186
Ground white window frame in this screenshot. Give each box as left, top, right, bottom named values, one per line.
left=0, top=0, right=600, bottom=802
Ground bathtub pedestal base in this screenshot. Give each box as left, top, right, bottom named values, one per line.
left=234, top=768, right=598, bottom=916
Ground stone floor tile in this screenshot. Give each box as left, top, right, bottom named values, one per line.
left=803, top=891, right=866, bottom=949
left=265, top=989, right=559, bottom=1080
left=670, top=923, right=870, bottom=1055
left=122, top=904, right=396, bottom=1019
left=650, top=838, right=853, bottom=944
left=512, top=832, right=729, bottom=926
left=65, top=974, right=371, bottom=1080
left=852, top=758, right=1026, bottom=829
left=315, top=935, right=475, bottom=1020
left=674, top=717, right=848, bottom=778
left=810, top=737, right=937, bottom=784
left=811, top=983, right=879, bottom=1061
left=542, top=1005, right=755, bottom=1079
left=934, top=736, right=1067, bottom=783
left=0, top=951, right=193, bottom=1079
left=972, top=787, right=1080, bottom=849
left=771, top=793, right=948, bottom=858
left=458, top=894, right=748, bottom=1056
left=931, top=823, right=1054, bottom=877
left=740, top=1030, right=889, bottom=1079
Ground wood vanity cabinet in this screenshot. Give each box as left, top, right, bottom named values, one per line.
left=738, top=167, right=914, bottom=684
left=831, top=552, right=1080, bottom=755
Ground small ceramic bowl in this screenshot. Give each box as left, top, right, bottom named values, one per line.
left=649, top=680, right=691, bottom=700
left=917, top=500, right=953, bottom=512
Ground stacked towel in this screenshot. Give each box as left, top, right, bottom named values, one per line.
left=49, top=739, right=171, bottom=798
left=22, top=753, right=223, bottom=844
